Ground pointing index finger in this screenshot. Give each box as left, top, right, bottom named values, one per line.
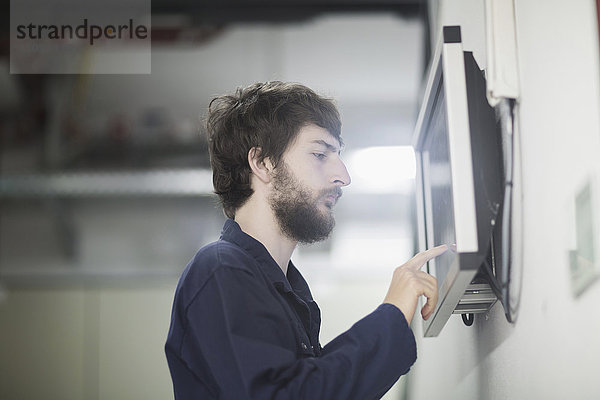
left=409, top=244, right=448, bottom=271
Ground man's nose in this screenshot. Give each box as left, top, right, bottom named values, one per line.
left=331, top=157, right=351, bottom=187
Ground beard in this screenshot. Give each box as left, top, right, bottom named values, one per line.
left=269, top=162, right=341, bottom=244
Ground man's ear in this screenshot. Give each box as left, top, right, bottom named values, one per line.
left=248, top=147, right=273, bottom=184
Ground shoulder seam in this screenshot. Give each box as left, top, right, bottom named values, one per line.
left=181, top=242, right=258, bottom=318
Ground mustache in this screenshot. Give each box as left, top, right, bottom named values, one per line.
left=320, top=187, right=343, bottom=199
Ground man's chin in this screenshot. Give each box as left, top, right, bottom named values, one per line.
left=288, top=213, right=335, bottom=244
left=320, top=198, right=336, bottom=211
left=317, top=205, right=335, bottom=221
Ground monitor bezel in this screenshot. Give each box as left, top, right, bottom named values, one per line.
left=413, top=26, right=483, bottom=337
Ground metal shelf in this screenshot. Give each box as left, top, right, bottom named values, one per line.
left=0, top=169, right=214, bottom=198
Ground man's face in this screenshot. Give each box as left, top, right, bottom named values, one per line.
left=269, top=124, right=351, bottom=244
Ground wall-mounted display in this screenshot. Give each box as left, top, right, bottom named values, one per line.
left=413, top=26, right=510, bottom=337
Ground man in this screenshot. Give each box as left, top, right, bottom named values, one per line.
left=165, top=81, right=446, bottom=399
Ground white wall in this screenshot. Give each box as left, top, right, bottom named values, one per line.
left=408, top=1, right=600, bottom=399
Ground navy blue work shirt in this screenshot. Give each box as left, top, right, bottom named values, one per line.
left=165, top=219, right=417, bottom=399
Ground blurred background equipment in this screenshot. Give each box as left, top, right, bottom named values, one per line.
left=0, top=1, right=425, bottom=399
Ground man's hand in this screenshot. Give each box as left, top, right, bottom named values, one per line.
left=383, top=245, right=448, bottom=324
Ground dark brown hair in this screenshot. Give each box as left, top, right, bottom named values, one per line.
left=206, top=81, right=342, bottom=218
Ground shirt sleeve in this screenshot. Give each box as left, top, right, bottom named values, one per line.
left=174, top=264, right=417, bottom=400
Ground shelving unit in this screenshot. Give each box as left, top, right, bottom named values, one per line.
left=0, top=169, right=214, bottom=198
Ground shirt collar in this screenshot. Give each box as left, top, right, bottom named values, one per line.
left=220, top=219, right=313, bottom=302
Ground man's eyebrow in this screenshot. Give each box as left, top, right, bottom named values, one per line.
left=310, top=139, right=342, bottom=153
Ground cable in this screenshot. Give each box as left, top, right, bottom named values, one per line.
left=498, top=98, right=516, bottom=322
left=481, top=256, right=503, bottom=294
left=462, top=313, right=474, bottom=326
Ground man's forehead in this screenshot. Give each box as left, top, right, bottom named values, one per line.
left=296, top=124, right=342, bottom=151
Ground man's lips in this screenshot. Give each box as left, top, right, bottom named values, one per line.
left=323, top=188, right=342, bottom=204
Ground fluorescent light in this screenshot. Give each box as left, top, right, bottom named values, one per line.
left=345, top=146, right=416, bottom=193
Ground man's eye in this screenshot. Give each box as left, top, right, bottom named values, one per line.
left=313, top=153, right=326, bottom=160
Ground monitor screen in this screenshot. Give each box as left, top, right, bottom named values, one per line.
left=422, top=80, right=457, bottom=281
